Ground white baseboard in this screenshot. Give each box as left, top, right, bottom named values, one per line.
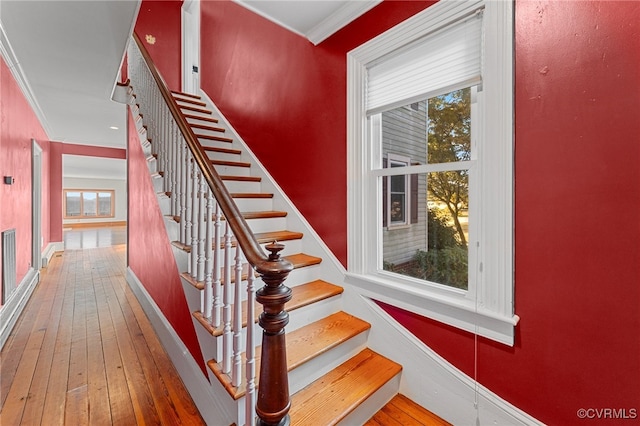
left=41, top=241, right=63, bottom=267
left=125, top=267, right=233, bottom=425
left=0, top=267, right=39, bottom=350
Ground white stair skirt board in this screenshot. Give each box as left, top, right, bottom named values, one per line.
left=126, top=268, right=235, bottom=425
left=0, top=267, right=39, bottom=350
left=341, top=289, right=544, bottom=426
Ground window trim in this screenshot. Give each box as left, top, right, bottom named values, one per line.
left=63, top=189, right=116, bottom=219
left=385, top=153, right=411, bottom=229
left=346, top=0, right=517, bottom=345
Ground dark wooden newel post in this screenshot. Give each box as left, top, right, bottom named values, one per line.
left=255, top=242, right=293, bottom=426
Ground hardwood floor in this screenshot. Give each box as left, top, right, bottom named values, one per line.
left=0, top=235, right=205, bottom=425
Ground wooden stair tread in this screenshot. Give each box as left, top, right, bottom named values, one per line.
left=220, top=175, right=261, bottom=182
left=183, top=253, right=321, bottom=290
left=174, top=96, right=207, bottom=107
left=203, top=146, right=242, bottom=155
left=190, top=123, right=226, bottom=133
left=166, top=210, right=286, bottom=224
left=240, top=210, right=287, bottom=219
left=364, top=394, right=452, bottom=426
left=184, top=113, right=219, bottom=124
left=197, top=133, right=234, bottom=143
left=207, top=311, right=370, bottom=400
left=252, top=230, right=303, bottom=244
left=171, top=90, right=201, bottom=100
left=193, top=279, right=342, bottom=336
left=289, top=349, right=402, bottom=426
left=171, top=230, right=303, bottom=253
left=178, top=104, right=212, bottom=115
left=211, top=159, right=251, bottom=168
left=230, top=192, right=273, bottom=199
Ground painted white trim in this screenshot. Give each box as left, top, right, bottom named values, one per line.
left=0, top=22, right=53, bottom=138
left=342, top=289, right=543, bottom=426
left=41, top=242, right=63, bottom=267
left=125, top=267, right=233, bottom=425
left=181, top=0, right=200, bottom=94
left=307, top=0, right=382, bottom=45
left=32, top=139, right=43, bottom=270
left=0, top=268, right=39, bottom=350
left=233, top=0, right=381, bottom=45
left=346, top=0, right=516, bottom=345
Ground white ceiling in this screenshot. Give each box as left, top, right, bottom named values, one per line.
left=1, top=0, right=378, bottom=179
left=234, top=0, right=381, bottom=44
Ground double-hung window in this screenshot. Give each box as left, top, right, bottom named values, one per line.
left=347, top=0, right=517, bottom=345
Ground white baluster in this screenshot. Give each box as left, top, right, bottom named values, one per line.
left=222, top=221, right=232, bottom=375
left=184, top=155, right=193, bottom=274
left=203, top=189, right=214, bottom=320
left=190, top=166, right=199, bottom=279
left=232, top=246, right=243, bottom=387
left=245, top=270, right=257, bottom=426
left=180, top=138, right=188, bottom=244
left=212, top=203, right=222, bottom=328
left=197, top=173, right=206, bottom=283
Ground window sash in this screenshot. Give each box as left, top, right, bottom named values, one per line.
left=367, top=11, right=483, bottom=115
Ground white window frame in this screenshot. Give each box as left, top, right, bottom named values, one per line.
left=386, top=153, right=411, bottom=229
left=346, top=0, right=518, bottom=345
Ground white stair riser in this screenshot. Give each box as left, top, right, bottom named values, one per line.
left=151, top=174, right=164, bottom=193
left=337, top=374, right=401, bottom=426
left=213, top=164, right=251, bottom=177
left=205, top=150, right=244, bottom=163
left=223, top=180, right=262, bottom=193
left=199, top=139, right=236, bottom=151
left=146, top=157, right=157, bottom=174
left=244, top=217, right=288, bottom=234
left=192, top=127, right=228, bottom=137
left=233, top=198, right=273, bottom=212
left=288, top=330, right=369, bottom=395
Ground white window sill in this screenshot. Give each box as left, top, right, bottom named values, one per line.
left=345, top=272, right=519, bottom=346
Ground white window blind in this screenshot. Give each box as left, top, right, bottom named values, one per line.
left=366, top=11, right=483, bottom=115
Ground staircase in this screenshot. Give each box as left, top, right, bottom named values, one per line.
left=126, top=34, right=448, bottom=426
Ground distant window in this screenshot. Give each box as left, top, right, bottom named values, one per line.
left=64, top=189, right=115, bottom=219
left=385, top=154, right=411, bottom=228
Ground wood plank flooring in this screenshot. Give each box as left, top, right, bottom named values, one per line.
left=0, top=239, right=205, bottom=425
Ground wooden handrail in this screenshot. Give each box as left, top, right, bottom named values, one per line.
left=132, top=33, right=293, bottom=426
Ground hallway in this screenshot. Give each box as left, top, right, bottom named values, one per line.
left=0, top=228, right=205, bottom=425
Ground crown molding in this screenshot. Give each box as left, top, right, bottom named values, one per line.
left=307, top=0, right=382, bottom=45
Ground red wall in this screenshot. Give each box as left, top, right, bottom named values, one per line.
left=200, top=0, right=435, bottom=264
left=134, top=0, right=182, bottom=91
left=0, top=55, right=51, bottom=289
left=126, top=110, right=205, bottom=371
